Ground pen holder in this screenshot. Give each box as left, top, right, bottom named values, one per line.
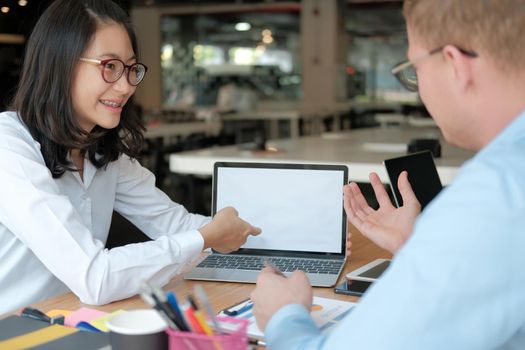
left=167, top=317, right=249, bottom=350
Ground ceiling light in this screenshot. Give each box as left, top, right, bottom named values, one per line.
left=1, top=6, right=10, bottom=13
left=18, top=0, right=28, bottom=6
left=235, top=22, right=251, bottom=31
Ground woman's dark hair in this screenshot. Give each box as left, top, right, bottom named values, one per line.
left=11, top=0, right=145, bottom=178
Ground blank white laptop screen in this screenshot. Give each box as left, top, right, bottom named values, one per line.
left=214, top=164, right=346, bottom=253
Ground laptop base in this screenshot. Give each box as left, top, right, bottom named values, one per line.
left=185, top=263, right=345, bottom=287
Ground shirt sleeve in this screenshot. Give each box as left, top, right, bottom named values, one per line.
left=112, top=155, right=211, bottom=268
left=0, top=123, right=206, bottom=305
left=264, top=154, right=525, bottom=349
left=265, top=304, right=327, bottom=349
left=113, top=154, right=211, bottom=240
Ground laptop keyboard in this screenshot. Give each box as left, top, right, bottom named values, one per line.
left=196, top=255, right=343, bottom=275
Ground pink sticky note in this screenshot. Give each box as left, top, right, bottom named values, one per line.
left=65, top=307, right=107, bottom=327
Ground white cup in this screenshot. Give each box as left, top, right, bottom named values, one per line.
left=106, top=309, right=168, bottom=350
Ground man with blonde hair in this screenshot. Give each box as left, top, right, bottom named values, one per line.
left=251, top=1, right=525, bottom=348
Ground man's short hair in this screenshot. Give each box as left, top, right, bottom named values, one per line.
left=404, top=0, right=525, bottom=73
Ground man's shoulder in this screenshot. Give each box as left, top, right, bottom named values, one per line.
left=469, top=139, right=525, bottom=182
left=418, top=140, right=525, bottom=221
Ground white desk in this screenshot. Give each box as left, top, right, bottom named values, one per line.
left=221, top=100, right=303, bottom=139
left=145, top=120, right=222, bottom=140
left=169, top=126, right=474, bottom=185
left=143, top=120, right=222, bottom=186
left=222, top=109, right=301, bottom=139
left=220, top=100, right=425, bottom=139
left=220, top=100, right=342, bottom=139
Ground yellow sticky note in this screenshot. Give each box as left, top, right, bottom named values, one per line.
left=90, top=310, right=125, bottom=332
left=46, top=309, right=73, bottom=318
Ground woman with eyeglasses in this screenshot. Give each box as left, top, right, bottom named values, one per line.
left=0, top=0, right=261, bottom=315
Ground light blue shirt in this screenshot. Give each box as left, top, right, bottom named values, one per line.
left=265, top=109, right=525, bottom=349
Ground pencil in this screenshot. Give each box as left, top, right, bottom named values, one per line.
left=263, top=258, right=286, bottom=277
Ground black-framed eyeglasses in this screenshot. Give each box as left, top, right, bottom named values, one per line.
left=79, top=57, right=148, bottom=86
left=391, top=46, right=478, bottom=92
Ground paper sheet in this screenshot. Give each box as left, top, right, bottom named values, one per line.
left=90, top=310, right=124, bottom=332
left=64, top=307, right=106, bottom=328
left=219, top=296, right=356, bottom=340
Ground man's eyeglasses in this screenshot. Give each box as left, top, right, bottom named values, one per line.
left=79, top=58, right=148, bottom=86
left=391, top=46, right=478, bottom=92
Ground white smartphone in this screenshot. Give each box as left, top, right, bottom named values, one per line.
left=345, top=258, right=391, bottom=282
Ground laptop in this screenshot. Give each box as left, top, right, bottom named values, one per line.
left=185, top=162, right=348, bottom=287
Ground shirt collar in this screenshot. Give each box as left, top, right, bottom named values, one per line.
left=487, top=108, right=525, bottom=148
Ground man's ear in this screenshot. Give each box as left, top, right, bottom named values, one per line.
left=442, top=45, right=475, bottom=93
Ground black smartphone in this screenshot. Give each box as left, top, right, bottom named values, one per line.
left=384, top=150, right=443, bottom=209
left=334, top=280, right=373, bottom=297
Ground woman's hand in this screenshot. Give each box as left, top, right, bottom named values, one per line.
left=344, top=171, right=421, bottom=254
left=199, top=207, right=261, bottom=253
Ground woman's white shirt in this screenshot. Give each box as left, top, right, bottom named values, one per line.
left=0, top=111, right=210, bottom=314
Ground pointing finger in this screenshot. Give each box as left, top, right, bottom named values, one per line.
left=250, top=226, right=262, bottom=236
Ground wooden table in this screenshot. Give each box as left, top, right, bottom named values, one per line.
left=1, top=232, right=390, bottom=349
left=29, top=231, right=391, bottom=316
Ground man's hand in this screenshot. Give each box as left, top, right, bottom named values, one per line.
left=251, top=267, right=313, bottom=331
left=344, top=171, right=421, bottom=254
left=199, top=207, right=261, bottom=253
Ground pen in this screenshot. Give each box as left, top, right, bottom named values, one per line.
left=140, top=291, right=179, bottom=330
left=187, top=295, right=199, bottom=312
left=194, top=285, right=225, bottom=334
left=167, top=291, right=190, bottom=331
left=147, top=282, right=191, bottom=331
left=223, top=300, right=253, bottom=316
left=152, top=292, right=189, bottom=331
left=140, top=281, right=188, bottom=331
left=181, top=300, right=205, bottom=333
left=263, top=258, right=286, bottom=277
left=194, top=311, right=213, bottom=335
left=249, top=338, right=266, bottom=347
left=21, top=307, right=64, bottom=325
left=194, top=310, right=224, bottom=350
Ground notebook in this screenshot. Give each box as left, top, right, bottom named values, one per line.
left=185, top=162, right=348, bottom=287
left=384, top=150, right=443, bottom=209
left=219, top=296, right=356, bottom=341
left=0, top=315, right=109, bottom=350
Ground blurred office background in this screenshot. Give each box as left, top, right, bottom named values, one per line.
left=0, top=0, right=429, bottom=246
